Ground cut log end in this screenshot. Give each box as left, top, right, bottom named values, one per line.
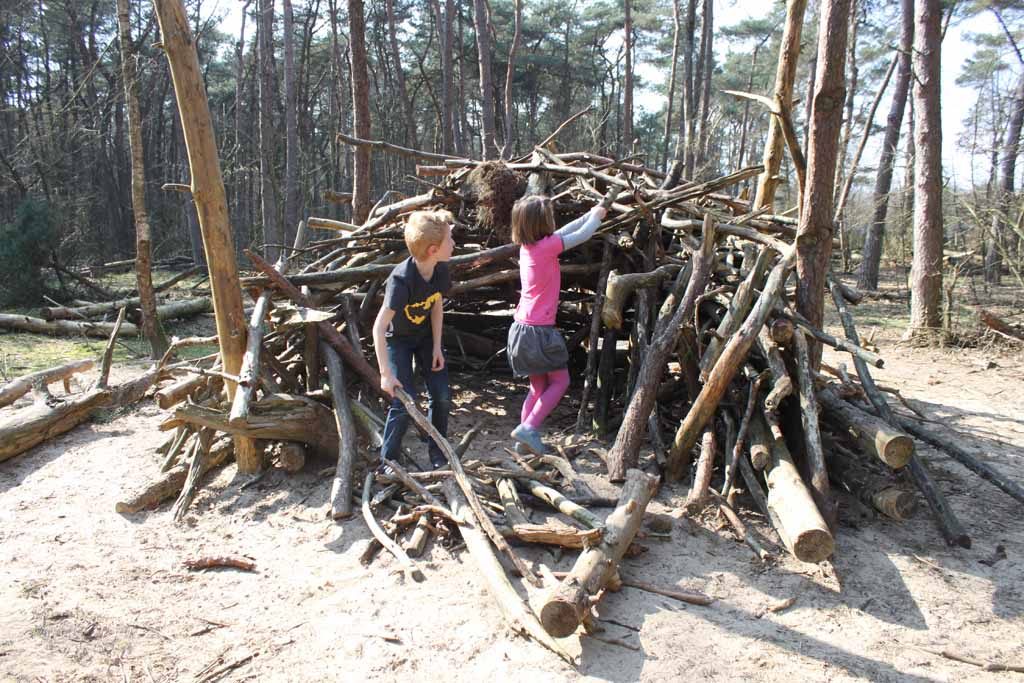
left=790, top=528, right=835, bottom=564
left=872, top=488, right=917, bottom=520
left=540, top=583, right=588, bottom=638
left=877, top=433, right=914, bottom=469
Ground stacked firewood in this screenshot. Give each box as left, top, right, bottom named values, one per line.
left=13, top=142, right=1020, bottom=655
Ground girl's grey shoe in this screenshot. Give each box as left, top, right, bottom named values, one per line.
left=511, top=424, right=546, bottom=456
left=514, top=440, right=552, bottom=456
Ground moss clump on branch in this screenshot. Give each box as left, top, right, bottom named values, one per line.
left=465, top=161, right=526, bottom=243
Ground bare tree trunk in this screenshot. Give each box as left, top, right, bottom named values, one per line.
left=858, top=0, right=913, bottom=291
left=696, top=0, right=714, bottom=174
left=456, top=5, right=469, bottom=156
left=671, top=0, right=696, bottom=181
left=348, top=0, right=372, bottom=223
left=988, top=72, right=1024, bottom=284
left=257, top=0, right=281, bottom=260
left=906, top=0, right=944, bottom=338
left=795, top=0, right=851, bottom=368
left=283, top=0, right=299, bottom=243
left=429, top=0, right=454, bottom=152
left=501, top=0, right=522, bottom=160
left=661, top=0, right=682, bottom=169
left=385, top=0, right=416, bottom=149
left=753, top=0, right=808, bottom=211
left=832, top=0, right=860, bottom=270
left=118, top=0, right=168, bottom=358
left=736, top=43, right=763, bottom=170
left=473, top=0, right=497, bottom=159
left=153, top=0, right=258, bottom=472
left=623, top=0, right=634, bottom=153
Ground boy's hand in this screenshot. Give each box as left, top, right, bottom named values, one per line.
left=432, top=346, right=445, bottom=372
left=381, top=373, right=401, bottom=397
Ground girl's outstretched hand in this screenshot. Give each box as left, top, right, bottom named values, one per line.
left=599, top=185, right=621, bottom=210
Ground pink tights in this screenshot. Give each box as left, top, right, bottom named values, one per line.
left=520, top=368, right=570, bottom=430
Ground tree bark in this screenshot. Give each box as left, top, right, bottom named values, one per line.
left=540, top=469, right=659, bottom=637
left=662, top=0, right=682, bottom=169
left=856, top=0, right=913, bottom=288
left=609, top=217, right=716, bottom=482
left=906, top=0, right=944, bottom=338
left=429, top=0, right=454, bottom=152
left=117, top=0, right=168, bottom=359
left=501, top=0, right=522, bottom=159
left=0, top=389, right=111, bottom=463
left=795, top=0, right=851, bottom=367
left=0, top=359, right=95, bottom=409
left=283, top=0, right=299, bottom=242
left=153, top=0, right=255, bottom=469
left=762, top=422, right=835, bottom=563
left=754, top=0, right=808, bottom=210
left=348, top=0, right=372, bottom=223
left=623, top=0, right=634, bottom=152
left=473, top=0, right=497, bottom=159
left=324, top=342, right=358, bottom=520
left=384, top=0, right=416, bottom=150
left=987, top=72, right=1024, bottom=284
left=257, top=0, right=281, bottom=260
left=441, top=480, right=572, bottom=663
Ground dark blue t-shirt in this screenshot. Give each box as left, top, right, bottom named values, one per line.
left=382, top=257, right=450, bottom=338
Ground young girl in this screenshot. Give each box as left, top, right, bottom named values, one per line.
left=507, top=188, right=619, bottom=455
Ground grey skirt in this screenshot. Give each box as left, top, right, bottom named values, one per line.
left=507, top=321, right=569, bottom=377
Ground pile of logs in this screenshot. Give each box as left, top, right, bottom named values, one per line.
left=0, top=264, right=208, bottom=338
left=6, top=141, right=1024, bottom=657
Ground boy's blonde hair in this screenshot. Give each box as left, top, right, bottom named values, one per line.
left=511, top=195, right=556, bottom=246
left=404, top=210, right=453, bottom=260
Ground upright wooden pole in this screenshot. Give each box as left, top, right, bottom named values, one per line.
left=753, top=0, right=808, bottom=210
left=152, top=0, right=259, bottom=472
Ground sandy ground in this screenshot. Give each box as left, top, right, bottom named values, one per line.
left=2, top=293, right=1024, bottom=681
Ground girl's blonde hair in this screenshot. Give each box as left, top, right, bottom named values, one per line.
left=511, top=195, right=555, bottom=246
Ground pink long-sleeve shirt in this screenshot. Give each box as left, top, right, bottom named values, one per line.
left=513, top=234, right=564, bottom=326
left=513, top=208, right=604, bottom=326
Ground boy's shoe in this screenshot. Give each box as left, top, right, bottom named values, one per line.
left=429, top=455, right=448, bottom=471
left=511, top=424, right=546, bottom=456
left=376, top=459, right=395, bottom=477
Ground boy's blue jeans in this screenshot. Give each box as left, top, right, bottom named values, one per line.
left=380, top=334, right=450, bottom=467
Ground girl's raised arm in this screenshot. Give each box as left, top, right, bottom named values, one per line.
left=555, top=187, right=621, bottom=251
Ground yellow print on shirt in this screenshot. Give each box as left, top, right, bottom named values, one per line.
left=404, top=291, right=441, bottom=325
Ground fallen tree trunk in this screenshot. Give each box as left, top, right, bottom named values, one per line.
left=0, top=389, right=112, bottom=463
left=171, top=394, right=338, bottom=457
left=325, top=342, right=359, bottom=520
left=116, top=439, right=232, bottom=513
left=154, top=297, right=212, bottom=321
left=826, top=276, right=970, bottom=548
left=896, top=417, right=1024, bottom=506
left=0, top=314, right=139, bottom=338
left=441, top=479, right=573, bottom=663
left=0, top=359, right=95, bottom=409
left=763, top=428, right=835, bottom=563
left=826, top=439, right=917, bottom=520
left=818, top=385, right=913, bottom=469
left=540, top=468, right=659, bottom=637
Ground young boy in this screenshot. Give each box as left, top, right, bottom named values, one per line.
left=372, top=209, right=456, bottom=470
